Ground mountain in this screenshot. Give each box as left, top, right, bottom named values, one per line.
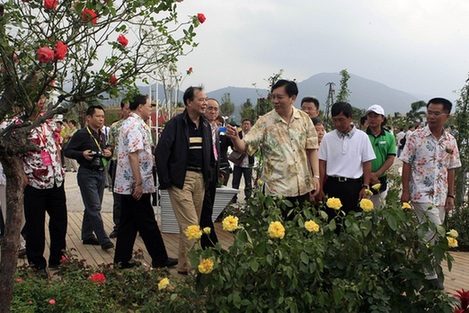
left=296, top=73, right=424, bottom=114
left=137, top=72, right=428, bottom=120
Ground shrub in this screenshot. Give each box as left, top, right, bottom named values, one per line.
left=447, top=202, right=469, bottom=251
left=189, top=192, right=456, bottom=313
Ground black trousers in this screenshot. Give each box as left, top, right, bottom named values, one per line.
left=114, top=194, right=168, bottom=267
left=324, top=178, right=362, bottom=219
left=200, top=176, right=219, bottom=249
left=24, top=184, right=67, bottom=269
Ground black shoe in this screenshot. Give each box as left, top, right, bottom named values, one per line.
left=428, top=278, right=445, bottom=290
left=17, top=248, right=27, bottom=258
left=34, top=268, right=49, bottom=279
left=101, top=241, right=114, bottom=251
left=153, top=257, right=178, bottom=268
left=109, top=230, right=118, bottom=239
left=115, top=260, right=142, bottom=269
left=83, top=237, right=100, bottom=245
left=48, top=263, right=60, bottom=270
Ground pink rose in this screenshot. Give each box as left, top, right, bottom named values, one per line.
left=37, top=47, right=54, bottom=63
left=54, top=41, right=67, bottom=60
left=16, top=278, right=23, bottom=283
left=44, top=0, right=58, bottom=10
left=117, top=35, right=128, bottom=47
left=48, top=299, right=56, bottom=305
left=197, top=13, right=206, bottom=24
left=82, top=8, right=98, bottom=25
left=109, top=75, right=118, bottom=86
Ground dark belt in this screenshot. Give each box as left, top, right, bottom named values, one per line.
left=187, top=166, right=203, bottom=173
left=328, top=176, right=362, bottom=183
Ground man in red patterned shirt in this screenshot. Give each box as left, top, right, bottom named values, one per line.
left=22, top=95, right=67, bottom=279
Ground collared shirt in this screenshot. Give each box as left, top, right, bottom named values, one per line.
left=21, top=116, right=64, bottom=189
left=319, top=126, right=376, bottom=178
left=400, top=126, right=461, bottom=206
left=366, top=127, right=397, bottom=177
left=109, top=119, right=125, bottom=160
left=244, top=107, right=318, bottom=197
left=114, top=112, right=155, bottom=195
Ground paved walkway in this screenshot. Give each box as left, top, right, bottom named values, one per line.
left=15, top=170, right=469, bottom=294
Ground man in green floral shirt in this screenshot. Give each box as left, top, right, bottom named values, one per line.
left=108, top=100, right=130, bottom=238
left=227, top=79, right=320, bottom=219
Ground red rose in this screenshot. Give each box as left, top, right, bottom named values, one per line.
left=44, top=0, right=58, bottom=10
left=89, top=273, right=106, bottom=283
left=37, top=46, right=54, bottom=63
left=197, top=13, right=206, bottom=24
left=186, top=67, right=193, bottom=75
left=109, top=75, right=118, bottom=86
left=117, top=35, right=128, bottom=47
left=82, top=8, right=98, bottom=25
left=54, top=41, right=67, bottom=60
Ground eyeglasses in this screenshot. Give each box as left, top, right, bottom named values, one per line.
left=426, top=111, right=447, bottom=117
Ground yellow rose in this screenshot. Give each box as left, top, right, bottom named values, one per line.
left=372, top=183, right=381, bottom=191
left=198, top=258, right=214, bottom=274
left=203, top=227, right=211, bottom=235
left=359, top=198, right=374, bottom=212
left=326, top=197, right=342, bottom=210
left=268, top=221, right=285, bottom=239
left=401, top=202, right=412, bottom=210
left=365, top=189, right=373, bottom=196
left=305, top=220, right=320, bottom=233
left=222, top=215, right=239, bottom=232
left=447, top=236, right=458, bottom=248
left=447, top=229, right=459, bottom=238
left=185, top=225, right=202, bottom=240
left=158, top=277, right=169, bottom=290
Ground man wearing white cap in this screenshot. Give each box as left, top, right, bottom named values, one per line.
left=365, top=104, right=396, bottom=208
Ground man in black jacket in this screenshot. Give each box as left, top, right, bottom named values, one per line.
left=155, top=86, right=215, bottom=275
left=64, top=106, right=114, bottom=251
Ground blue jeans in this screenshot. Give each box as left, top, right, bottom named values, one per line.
left=77, top=167, right=110, bottom=244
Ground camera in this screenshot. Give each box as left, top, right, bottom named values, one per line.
left=90, top=151, right=103, bottom=169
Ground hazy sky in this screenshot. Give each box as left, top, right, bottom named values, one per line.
left=173, top=0, right=469, bottom=102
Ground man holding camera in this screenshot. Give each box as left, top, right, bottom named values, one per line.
left=65, top=105, right=114, bottom=250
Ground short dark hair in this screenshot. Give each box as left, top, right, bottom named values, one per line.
left=271, top=79, right=298, bottom=97
left=69, top=120, right=77, bottom=126
left=120, top=100, right=129, bottom=109
left=242, top=118, right=252, bottom=124
left=207, top=98, right=219, bottom=105
left=86, top=105, right=105, bottom=116
left=301, top=97, right=319, bottom=110
left=311, top=117, right=323, bottom=126
left=62, top=118, right=68, bottom=123
left=130, top=94, right=148, bottom=111
left=427, top=97, right=452, bottom=113
left=360, top=116, right=367, bottom=126
left=183, top=86, right=204, bottom=106
left=331, top=102, right=353, bottom=118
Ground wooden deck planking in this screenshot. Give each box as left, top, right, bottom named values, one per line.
left=17, top=210, right=468, bottom=294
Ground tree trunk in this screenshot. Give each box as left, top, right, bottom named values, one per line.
left=0, top=157, right=25, bottom=313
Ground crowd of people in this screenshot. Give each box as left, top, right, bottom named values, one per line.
left=0, top=80, right=461, bottom=288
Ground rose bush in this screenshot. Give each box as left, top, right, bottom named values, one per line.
left=188, top=188, right=456, bottom=312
